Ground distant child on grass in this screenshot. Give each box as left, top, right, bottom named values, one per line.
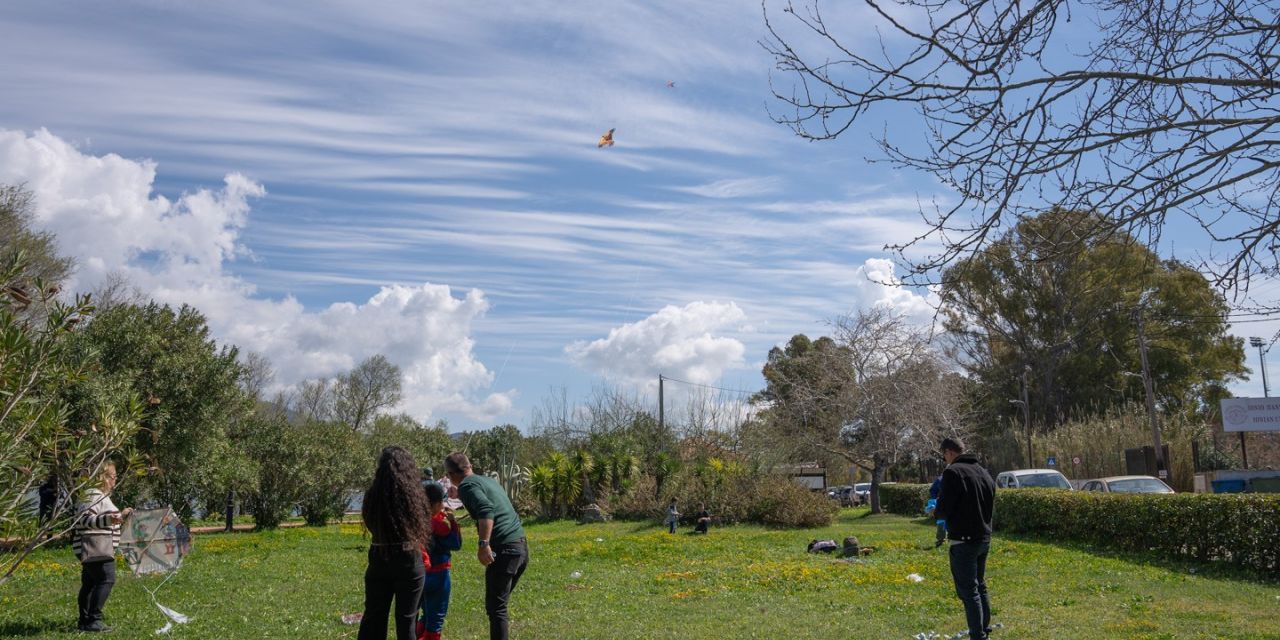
left=417, top=482, right=462, bottom=640
left=665, top=499, right=680, bottom=534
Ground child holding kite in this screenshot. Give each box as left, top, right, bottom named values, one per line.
left=417, top=482, right=462, bottom=640
left=359, top=447, right=434, bottom=640
left=72, top=462, right=132, bottom=633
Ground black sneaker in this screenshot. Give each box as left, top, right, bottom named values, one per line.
left=78, top=622, right=113, bottom=633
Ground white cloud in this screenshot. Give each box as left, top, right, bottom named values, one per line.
left=566, top=301, right=747, bottom=386
left=852, top=257, right=939, bottom=326
left=669, top=177, right=783, bottom=199
left=0, top=128, right=511, bottom=422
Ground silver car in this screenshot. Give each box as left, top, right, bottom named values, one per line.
left=1079, top=475, right=1174, bottom=494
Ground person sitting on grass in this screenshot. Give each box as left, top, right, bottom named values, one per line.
left=693, top=503, right=711, bottom=534
left=417, top=482, right=462, bottom=640
left=359, top=446, right=433, bottom=640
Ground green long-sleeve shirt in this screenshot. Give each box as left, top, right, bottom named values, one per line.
left=457, top=474, right=525, bottom=546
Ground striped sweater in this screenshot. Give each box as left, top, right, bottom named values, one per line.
left=72, top=489, right=121, bottom=562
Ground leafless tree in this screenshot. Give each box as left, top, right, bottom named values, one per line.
left=293, top=378, right=335, bottom=422
left=238, top=352, right=275, bottom=402
left=763, top=308, right=968, bottom=512
left=764, top=0, right=1280, bottom=299
left=86, top=272, right=145, bottom=313
left=333, top=354, right=402, bottom=432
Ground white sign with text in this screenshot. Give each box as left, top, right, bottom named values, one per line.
left=1220, top=397, right=1280, bottom=432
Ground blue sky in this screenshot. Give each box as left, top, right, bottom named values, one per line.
left=0, top=1, right=1270, bottom=428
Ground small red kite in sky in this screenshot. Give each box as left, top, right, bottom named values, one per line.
left=598, top=128, right=615, bottom=148
left=666, top=81, right=675, bottom=88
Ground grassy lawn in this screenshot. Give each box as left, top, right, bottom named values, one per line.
left=2, top=508, right=1277, bottom=639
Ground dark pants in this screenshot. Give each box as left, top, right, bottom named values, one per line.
left=484, top=539, right=528, bottom=640
left=949, top=541, right=992, bottom=640
left=359, top=548, right=426, bottom=640
left=78, top=559, right=116, bottom=628
left=419, top=570, right=451, bottom=634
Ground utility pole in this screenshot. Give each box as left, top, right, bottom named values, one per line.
left=1134, top=307, right=1166, bottom=474
left=1021, top=366, right=1032, bottom=467
left=658, top=374, right=665, bottom=435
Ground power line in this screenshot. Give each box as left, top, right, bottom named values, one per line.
left=659, top=375, right=760, bottom=396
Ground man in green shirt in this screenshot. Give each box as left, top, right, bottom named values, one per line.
left=445, top=453, right=527, bottom=640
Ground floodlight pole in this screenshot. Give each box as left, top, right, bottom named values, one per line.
left=1245, top=337, right=1271, bottom=468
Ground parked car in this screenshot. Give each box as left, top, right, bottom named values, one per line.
left=838, top=486, right=862, bottom=507
left=1080, top=475, right=1174, bottom=494
left=827, top=485, right=851, bottom=502
left=995, top=469, right=1072, bottom=489
left=853, top=483, right=872, bottom=504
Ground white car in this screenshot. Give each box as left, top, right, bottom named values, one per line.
left=995, top=469, right=1072, bottom=490
left=1079, top=475, right=1174, bottom=494
left=853, top=483, right=872, bottom=503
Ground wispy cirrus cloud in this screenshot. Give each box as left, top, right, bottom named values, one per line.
left=0, top=1, right=962, bottom=425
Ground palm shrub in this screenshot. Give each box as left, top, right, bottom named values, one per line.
left=528, top=462, right=556, bottom=518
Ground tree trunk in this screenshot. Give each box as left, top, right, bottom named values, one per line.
left=868, top=455, right=886, bottom=514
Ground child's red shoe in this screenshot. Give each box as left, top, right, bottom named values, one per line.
left=425, top=632, right=442, bottom=640
left=415, top=621, right=426, bottom=640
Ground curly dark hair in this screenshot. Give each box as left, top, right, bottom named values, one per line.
left=362, top=446, right=432, bottom=555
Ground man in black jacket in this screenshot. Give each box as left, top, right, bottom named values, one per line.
left=934, top=437, right=996, bottom=640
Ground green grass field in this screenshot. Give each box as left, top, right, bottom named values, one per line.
left=2, top=508, right=1277, bottom=639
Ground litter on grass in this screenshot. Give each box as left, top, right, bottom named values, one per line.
left=570, top=570, right=583, bottom=580
left=906, top=573, right=924, bottom=583
left=341, top=613, right=363, bottom=625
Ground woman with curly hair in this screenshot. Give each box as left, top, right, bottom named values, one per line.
left=359, top=446, right=434, bottom=640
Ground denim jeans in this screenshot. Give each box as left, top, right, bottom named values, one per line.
left=420, top=570, right=452, bottom=634
left=948, top=541, right=991, bottom=640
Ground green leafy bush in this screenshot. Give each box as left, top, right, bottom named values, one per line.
left=878, top=483, right=931, bottom=516
left=995, top=489, right=1280, bottom=572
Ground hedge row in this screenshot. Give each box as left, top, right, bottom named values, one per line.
left=995, top=489, right=1280, bottom=573
left=880, top=483, right=1279, bottom=572
left=877, top=483, right=931, bottom=516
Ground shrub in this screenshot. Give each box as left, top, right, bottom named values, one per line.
left=612, top=473, right=838, bottom=528
left=995, top=489, right=1280, bottom=573
left=611, top=474, right=662, bottom=521
left=878, top=483, right=931, bottom=516
left=746, top=476, right=839, bottom=528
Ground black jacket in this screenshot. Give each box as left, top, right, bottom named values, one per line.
left=935, top=453, right=996, bottom=543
